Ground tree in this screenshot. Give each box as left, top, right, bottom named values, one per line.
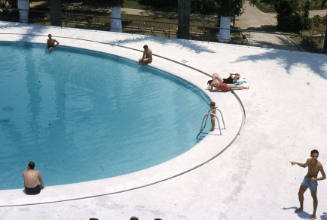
left=217, top=0, right=243, bottom=42
left=17, top=0, right=29, bottom=23
left=110, top=0, right=123, bottom=32
left=274, top=0, right=303, bottom=32
left=177, top=0, right=191, bottom=39
left=320, top=0, right=327, bottom=52
left=49, top=0, right=62, bottom=26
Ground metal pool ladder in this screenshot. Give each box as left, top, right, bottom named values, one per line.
left=196, top=107, right=226, bottom=139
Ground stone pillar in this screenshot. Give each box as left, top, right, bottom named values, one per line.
left=110, top=6, right=122, bottom=32
left=17, top=0, right=29, bottom=23
left=218, top=16, right=231, bottom=42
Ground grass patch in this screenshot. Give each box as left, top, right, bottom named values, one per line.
left=123, top=0, right=147, bottom=10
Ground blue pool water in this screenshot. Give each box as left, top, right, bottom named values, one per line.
left=0, top=42, right=210, bottom=190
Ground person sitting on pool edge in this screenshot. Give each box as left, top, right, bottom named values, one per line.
left=47, top=34, right=59, bottom=51
left=208, top=73, right=248, bottom=92
left=138, top=44, right=152, bottom=65
left=23, top=161, right=44, bottom=195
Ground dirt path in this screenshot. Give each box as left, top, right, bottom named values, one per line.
left=236, top=1, right=276, bottom=29
left=235, top=1, right=300, bottom=50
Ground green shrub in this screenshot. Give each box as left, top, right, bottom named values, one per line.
left=274, top=0, right=304, bottom=32
left=312, top=15, right=321, bottom=27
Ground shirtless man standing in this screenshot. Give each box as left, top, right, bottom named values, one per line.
left=138, top=45, right=152, bottom=65
left=290, top=149, right=326, bottom=219
left=47, top=34, right=59, bottom=50
left=23, top=161, right=44, bottom=195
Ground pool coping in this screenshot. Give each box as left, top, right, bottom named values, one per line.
left=0, top=22, right=246, bottom=207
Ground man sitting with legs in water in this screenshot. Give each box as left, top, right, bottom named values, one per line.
left=138, top=45, right=152, bottom=65
left=207, top=73, right=248, bottom=92
left=47, top=34, right=59, bottom=51
left=23, top=161, right=44, bottom=195
left=290, top=149, right=326, bottom=220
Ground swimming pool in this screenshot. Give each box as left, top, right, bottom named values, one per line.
left=0, top=41, right=210, bottom=190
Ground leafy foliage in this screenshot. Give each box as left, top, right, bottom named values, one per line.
left=137, top=0, right=177, bottom=11
left=274, top=0, right=303, bottom=32
left=81, top=0, right=124, bottom=7
left=302, top=0, right=311, bottom=29
left=218, top=0, right=243, bottom=16
left=137, top=0, right=242, bottom=16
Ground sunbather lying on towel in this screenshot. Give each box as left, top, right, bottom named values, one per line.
left=207, top=73, right=249, bottom=92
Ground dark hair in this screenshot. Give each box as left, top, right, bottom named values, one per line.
left=130, top=217, right=139, bottom=220
left=28, top=161, right=35, bottom=169
left=311, top=149, right=319, bottom=156
left=89, top=218, right=99, bottom=220
left=154, top=218, right=162, bottom=220
left=143, top=44, right=148, bottom=49
left=207, top=80, right=213, bottom=85
left=210, top=101, right=216, bottom=107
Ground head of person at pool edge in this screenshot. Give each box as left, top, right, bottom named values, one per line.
left=23, top=161, right=44, bottom=195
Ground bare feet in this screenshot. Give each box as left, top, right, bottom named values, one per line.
left=311, top=214, right=316, bottom=219
left=294, top=208, right=303, bottom=213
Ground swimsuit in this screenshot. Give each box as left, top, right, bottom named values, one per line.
left=301, top=176, right=318, bottom=191
left=223, top=77, right=234, bottom=84
left=25, top=185, right=41, bottom=195
left=218, top=83, right=228, bottom=91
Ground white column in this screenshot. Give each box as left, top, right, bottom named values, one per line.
left=110, top=6, right=122, bottom=32
left=218, top=16, right=231, bottom=42
left=17, top=0, right=29, bottom=23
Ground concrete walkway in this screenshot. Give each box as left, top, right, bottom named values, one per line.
left=0, top=22, right=327, bottom=220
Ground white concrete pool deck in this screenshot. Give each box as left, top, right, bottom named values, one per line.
left=0, top=21, right=327, bottom=220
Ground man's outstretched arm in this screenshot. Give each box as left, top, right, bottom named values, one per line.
left=290, top=159, right=309, bottom=168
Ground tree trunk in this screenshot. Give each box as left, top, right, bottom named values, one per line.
left=17, top=0, right=29, bottom=23
left=177, top=0, right=191, bottom=39
left=110, top=6, right=122, bottom=32
left=323, top=23, right=327, bottom=53
left=50, top=0, right=61, bottom=26
left=218, top=16, right=231, bottom=42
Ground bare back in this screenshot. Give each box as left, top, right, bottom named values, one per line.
left=23, top=170, right=41, bottom=188
left=144, top=49, right=152, bottom=60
